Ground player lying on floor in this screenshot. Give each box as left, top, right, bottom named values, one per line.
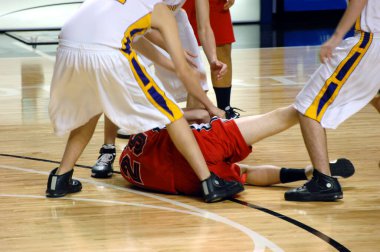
left=119, top=106, right=354, bottom=199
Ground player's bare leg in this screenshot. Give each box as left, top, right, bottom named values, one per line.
left=235, top=105, right=298, bottom=145
left=166, top=117, right=244, bottom=203
left=370, top=95, right=380, bottom=113
left=285, top=113, right=342, bottom=201
left=212, top=44, right=240, bottom=119
left=239, top=160, right=354, bottom=187
left=104, top=116, right=118, bottom=144
left=297, top=114, right=330, bottom=175
left=46, top=114, right=101, bottom=197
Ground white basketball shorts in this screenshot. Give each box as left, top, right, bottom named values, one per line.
left=49, top=40, right=183, bottom=136
left=294, top=32, right=380, bottom=129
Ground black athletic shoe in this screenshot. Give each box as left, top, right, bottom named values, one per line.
left=202, top=172, right=244, bottom=203
left=224, top=106, right=243, bottom=119
left=91, top=144, right=116, bottom=178
left=46, top=168, right=82, bottom=198
left=116, top=129, right=130, bottom=139
left=329, top=158, right=355, bottom=178
left=284, top=170, right=343, bottom=201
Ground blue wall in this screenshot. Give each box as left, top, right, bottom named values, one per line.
left=284, top=0, right=347, bottom=11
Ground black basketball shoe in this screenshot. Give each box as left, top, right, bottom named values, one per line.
left=224, top=106, right=243, bottom=119
left=91, top=144, right=116, bottom=178
left=202, top=172, right=244, bottom=203
left=284, top=169, right=343, bottom=201
left=46, top=168, right=82, bottom=198
left=329, top=158, right=355, bottom=178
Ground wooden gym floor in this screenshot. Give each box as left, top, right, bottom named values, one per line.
left=0, top=36, right=379, bottom=251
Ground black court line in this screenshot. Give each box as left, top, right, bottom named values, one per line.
left=230, top=198, right=350, bottom=252
left=1, top=153, right=349, bottom=251
left=0, top=153, right=121, bottom=174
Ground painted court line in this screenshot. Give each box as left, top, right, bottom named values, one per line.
left=0, top=164, right=284, bottom=252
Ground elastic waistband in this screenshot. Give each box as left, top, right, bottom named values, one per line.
left=59, top=39, right=116, bottom=51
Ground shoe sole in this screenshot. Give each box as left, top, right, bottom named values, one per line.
left=46, top=185, right=82, bottom=198
left=116, top=133, right=130, bottom=139
left=91, top=171, right=113, bottom=178
left=330, top=158, right=355, bottom=178
left=285, top=192, right=343, bottom=202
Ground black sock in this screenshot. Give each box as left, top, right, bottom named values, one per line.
left=213, top=87, right=231, bottom=110
left=280, top=168, right=307, bottom=183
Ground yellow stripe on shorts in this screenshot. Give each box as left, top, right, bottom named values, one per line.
left=355, top=14, right=361, bottom=32
left=120, top=14, right=183, bottom=122
left=305, top=31, right=373, bottom=122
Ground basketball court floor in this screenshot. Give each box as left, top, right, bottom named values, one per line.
left=1, top=2, right=379, bottom=252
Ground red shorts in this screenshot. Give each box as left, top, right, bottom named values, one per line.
left=120, top=118, right=251, bottom=195
left=182, top=0, right=235, bottom=46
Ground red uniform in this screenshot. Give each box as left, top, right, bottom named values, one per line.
left=182, top=0, right=235, bottom=46
left=120, top=118, right=251, bottom=195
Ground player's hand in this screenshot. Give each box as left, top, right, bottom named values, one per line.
left=224, top=0, right=235, bottom=10
left=207, top=105, right=225, bottom=118
left=184, top=50, right=198, bottom=68
left=319, top=35, right=342, bottom=64
left=210, top=60, right=227, bottom=80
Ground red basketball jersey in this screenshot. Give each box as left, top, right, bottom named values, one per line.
left=119, top=118, right=251, bottom=195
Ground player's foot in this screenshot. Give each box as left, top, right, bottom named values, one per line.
left=46, top=168, right=82, bottom=198
left=91, top=144, right=116, bottom=178
left=329, top=158, right=355, bottom=178
left=202, top=172, right=244, bottom=203
left=116, top=129, right=130, bottom=139
left=224, top=106, right=243, bottom=119
left=284, top=169, right=343, bottom=201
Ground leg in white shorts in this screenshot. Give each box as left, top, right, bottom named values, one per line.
left=294, top=32, right=380, bottom=129
left=49, top=40, right=183, bottom=136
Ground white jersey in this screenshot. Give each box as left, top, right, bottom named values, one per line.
left=163, top=0, right=185, bottom=15
left=60, top=0, right=161, bottom=48
left=355, top=0, right=380, bottom=33
left=294, top=0, right=380, bottom=129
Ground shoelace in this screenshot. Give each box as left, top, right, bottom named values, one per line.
left=225, top=107, right=244, bottom=119
left=96, top=153, right=114, bottom=166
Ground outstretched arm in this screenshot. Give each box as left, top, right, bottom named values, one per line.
left=320, top=0, right=368, bottom=63
left=133, top=36, right=175, bottom=72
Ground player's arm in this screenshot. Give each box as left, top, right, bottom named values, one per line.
left=145, top=26, right=199, bottom=69
left=151, top=3, right=224, bottom=117
left=144, top=29, right=167, bottom=50
left=320, top=0, right=368, bottom=63
left=223, top=0, right=235, bottom=10
left=194, top=0, right=227, bottom=79
left=182, top=108, right=210, bottom=124
left=132, top=36, right=175, bottom=72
